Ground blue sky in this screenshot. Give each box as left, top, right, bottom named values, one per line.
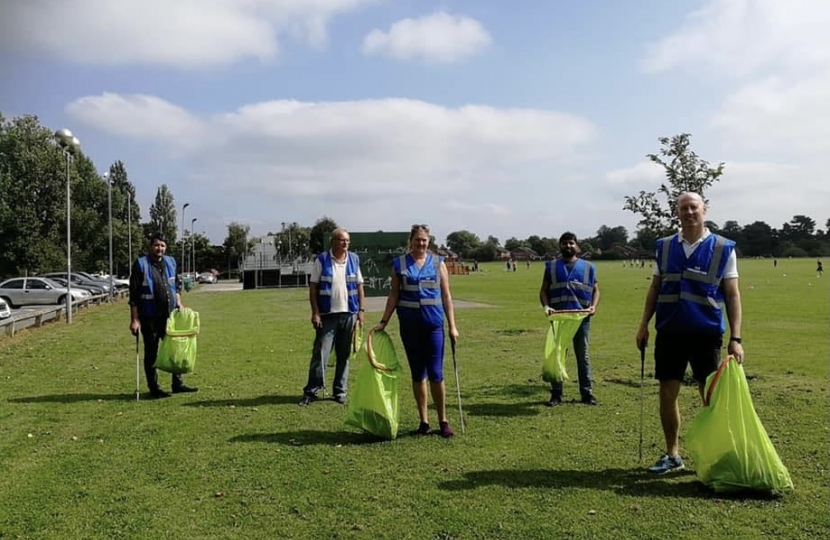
left=1, top=0, right=828, bottom=246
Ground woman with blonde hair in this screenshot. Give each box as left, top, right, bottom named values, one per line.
left=374, top=224, right=459, bottom=437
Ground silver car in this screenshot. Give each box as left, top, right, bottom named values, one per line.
left=0, top=277, right=90, bottom=308
left=0, top=297, right=10, bottom=319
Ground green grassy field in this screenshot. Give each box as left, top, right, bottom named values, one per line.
left=1, top=258, right=828, bottom=539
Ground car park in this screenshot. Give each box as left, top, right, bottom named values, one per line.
left=0, top=277, right=90, bottom=308
left=41, top=272, right=112, bottom=293
left=45, top=276, right=106, bottom=296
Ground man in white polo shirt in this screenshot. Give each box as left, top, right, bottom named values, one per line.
left=636, top=192, right=744, bottom=474
left=300, top=228, right=365, bottom=406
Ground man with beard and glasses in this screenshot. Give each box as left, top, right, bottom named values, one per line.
left=539, top=232, right=600, bottom=406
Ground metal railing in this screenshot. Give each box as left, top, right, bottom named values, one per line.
left=0, top=289, right=128, bottom=337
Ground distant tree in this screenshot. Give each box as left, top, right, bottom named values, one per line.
left=780, top=215, right=815, bottom=242
left=470, top=243, right=498, bottom=262
left=623, top=133, right=725, bottom=235
left=504, top=237, right=523, bottom=251
left=148, top=184, right=177, bottom=242
left=223, top=221, right=250, bottom=269
left=309, top=216, right=338, bottom=255
left=741, top=221, right=776, bottom=257
left=446, top=230, right=481, bottom=257
left=721, top=221, right=743, bottom=244
left=595, top=225, right=629, bottom=250
left=485, top=235, right=500, bottom=247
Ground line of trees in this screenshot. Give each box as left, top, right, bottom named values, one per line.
left=3, top=115, right=827, bottom=282
left=445, top=135, right=829, bottom=261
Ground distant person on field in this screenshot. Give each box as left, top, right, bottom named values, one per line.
left=817, top=260, right=823, bottom=277
left=773, top=258, right=778, bottom=268
left=539, top=232, right=600, bottom=406
left=374, top=224, right=459, bottom=438
left=300, top=228, right=365, bottom=406
left=129, top=233, right=198, bottom=398
left=636, top=192, right=744, bottom=475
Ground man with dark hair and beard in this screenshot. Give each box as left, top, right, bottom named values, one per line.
left=539, top=232, right=600, bottom=406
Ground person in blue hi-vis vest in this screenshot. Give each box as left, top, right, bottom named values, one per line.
left=636, top=192, right=745, bottom=475
left=374, top=224, right=460, bottom=438
left=128, top=233, right=198, bottom=398
left=539, top=232, right=601, bottom=407
left=300, top=228, right=365, bottom=406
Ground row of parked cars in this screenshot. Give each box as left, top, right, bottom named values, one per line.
left=0, top=272, right=129, bottom=311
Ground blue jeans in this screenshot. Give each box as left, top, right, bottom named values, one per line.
left=303, top=312, right=355, bottom=399
left=550, top=318, right=593, bottom=399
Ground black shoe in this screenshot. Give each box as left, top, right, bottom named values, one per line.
left=411, top=422, right=431, bottom=436
left=150, top=389, right=171, bottom=399
left=545, top=395, right=562, bottom=407
left=298, top=395, right=316, bottom=407
left=581, top=394, right=598, bottom=405
left=332, top=395, right=347, bottom=405
left=172, top=385, right=199, bottom=394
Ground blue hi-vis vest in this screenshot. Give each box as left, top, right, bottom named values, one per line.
left=137, top=255, right=178, bottom=318
left=655, top=233, right=735, bottom=334
left=394, top=253, right=444, bottom=327
left=316, top=251, right=361, bottom=314
left=546, top=258, right=595, bottom=310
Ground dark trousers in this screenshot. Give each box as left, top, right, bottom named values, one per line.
left=140, top=318, right=183, bottom=391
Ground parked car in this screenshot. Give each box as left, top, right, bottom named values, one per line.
left=45, top=276, right=106, bottom=296
left=198, top=272, right=217, bottom=284
left=0, top=277, right=90, bottom=308
left=41, top=272, right=111, bottom=293
left=81, top=272, right=129, bottom=289
left=0, top=297, right=11, bottom=319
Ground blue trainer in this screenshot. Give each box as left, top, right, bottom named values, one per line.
left=648, top=454, right=685, bottom=474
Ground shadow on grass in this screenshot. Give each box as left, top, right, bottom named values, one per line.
left=229, top=429, right=387, bottom=446
left=463, top=402, right=540, bottom=417
left=480, top=383, right=545, bottom=399
left=182, top=394, right=301, bottom=408
left=8, top=393, right=137, bottom=404
left=439, top=468, right=784, bottom=500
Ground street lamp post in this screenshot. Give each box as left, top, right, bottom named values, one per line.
left=191, top=218, right=198, bottom=277
left=54, top=129, right=80, bottom=324
left=103, top=171, right=114, bottom=302
left=181, top=203, right=190, bottom=276
left=127, top=190, right=132, bottom=273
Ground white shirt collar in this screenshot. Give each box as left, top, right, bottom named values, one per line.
left=679, top=228, right=711, bottom=247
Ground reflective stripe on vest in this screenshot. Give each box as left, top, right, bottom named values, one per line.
left=316, top=251, right=360, bottom=313
left=394, top=253, right=445, bottom=326
left=546, top=258, right=594, bottom=309
left=654, top=233, right=734, bottom=333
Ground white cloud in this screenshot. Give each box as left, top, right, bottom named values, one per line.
left=362, top=12, right=491, bottom=63
left=642, top=0, right=830, bottom=77
left=66, top=93, right=207, bottom=150
left=605, top=161, right=664, bottom=185
left=0, top=0, right=381, bottom=68
left=643, top=0, right=830, bottom=164
left=67, top=92, right=596, bottom=242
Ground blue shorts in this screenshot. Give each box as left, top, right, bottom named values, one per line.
left=399, top=320, right=445, bottom=383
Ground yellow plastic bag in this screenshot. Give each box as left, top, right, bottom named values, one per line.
left=542, top=311, right=588, bottom=383
left=686, top=357, right=793, bottom=493
left=155, top=308, right=200, bottom=374
left=345, top=330, right=403, bottom=440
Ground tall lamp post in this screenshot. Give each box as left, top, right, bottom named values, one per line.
left=54, top=129, right=80, bottom=324
left=181, top=203, right=190, bottom=276
left=191, top=218, right=198, bottom=277
left=103, top=171, right=114, bottom=302
left=127, top=190, right=132, bottom=273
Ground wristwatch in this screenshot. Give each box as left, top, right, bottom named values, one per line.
left=729, top=336, right=742, bottom=344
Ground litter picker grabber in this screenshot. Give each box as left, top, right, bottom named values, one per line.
left=450, top=335, right=465, bottom=434
left=638, top=343, right=646, bottom=462
left=134, top=332, right=141, bottom=402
